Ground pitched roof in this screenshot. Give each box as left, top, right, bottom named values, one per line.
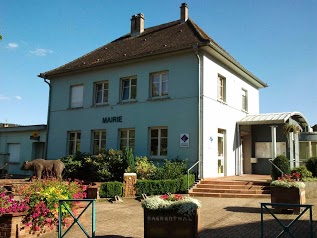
left=39, top=18, right=267, bottom=87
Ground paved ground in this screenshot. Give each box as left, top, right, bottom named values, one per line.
left=40, top=196, right=317, bottom=238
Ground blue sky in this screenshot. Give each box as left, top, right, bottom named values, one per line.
left=1, top=0, right=316, bottom=126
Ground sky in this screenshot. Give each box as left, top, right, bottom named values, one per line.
left=1, top=0, right=316, bottom=126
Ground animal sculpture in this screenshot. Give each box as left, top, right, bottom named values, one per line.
left=21, top=159, right=65, bottom=180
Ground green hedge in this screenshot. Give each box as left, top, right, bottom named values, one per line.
left=99, top=181, right=123, bottom=198
left=135, top=174, right=195, bottom=196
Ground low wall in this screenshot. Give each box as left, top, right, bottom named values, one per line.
left=304, top=182, right=317, bottom=198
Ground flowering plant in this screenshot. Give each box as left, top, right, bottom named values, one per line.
left=270, top=174, right=305, bottom=189
left=0, top=179, right=87, bottom=232
left=142, top=194, right=201, bottom=216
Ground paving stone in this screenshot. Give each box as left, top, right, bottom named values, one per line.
left=40, top=197, right=317, bottom=238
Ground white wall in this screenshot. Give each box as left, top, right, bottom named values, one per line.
left=201, top=53, right=260, bottom=178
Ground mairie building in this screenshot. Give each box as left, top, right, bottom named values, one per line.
left=34, top=3, right=315, bottom=179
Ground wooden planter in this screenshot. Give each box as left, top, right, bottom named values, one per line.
left=144, top=208, right=200, bottom=238
left=0, top=212, right=56, bottom=238
left=270, top=187, right=306, bottom=214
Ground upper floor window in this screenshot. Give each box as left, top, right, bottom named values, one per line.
left=71, top=85, right=83, bottom=108
left=150, top=71, right=168, bottom=98
left=121, top=77, right=137, bottom=102
left=242, top=88, right=248, bottom=112
left=119, top=129, right=135, bottom=151
left=217, top=75, right=226, bottom=102
left=95, top=81, right=108, bottom=105
left=68, top=131, right=81, bottom=155
left=92, top=130, right=106, bottom=155
left=149, top=127, right=168, bottom=157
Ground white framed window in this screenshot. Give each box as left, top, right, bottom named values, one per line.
left=71, top=85, right=83, bottom=108
left=119, top=129, right=135, bottom=151
left=68, top=131, right=81, bottom=155
left=150, top=71, right=168, bottom=98
left=242, top=88, right=248, bottom=111
left=94, top=81, right=108, bottom=105
left=121, top=77, right=137, bottom=102
left=92, top=130, right=106, bottom=155
left=149, top=127, right=168, bottom=157
left=217, top=75, right=226, bottom=102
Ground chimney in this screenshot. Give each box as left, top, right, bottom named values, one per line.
left=180, top=3, right=188, bottom=22
left=131, top=13, right=144, bottom=36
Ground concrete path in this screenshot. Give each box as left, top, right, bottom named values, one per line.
left=40, top=197, right=317, bottom=238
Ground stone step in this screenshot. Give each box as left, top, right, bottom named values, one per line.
left=196, top=184, right=270, bottom=190
left=192, top=187, right=271, bottom=194
left=200, top=180, right=270, bottom=186
left=189, top=191, right=271, bottom=198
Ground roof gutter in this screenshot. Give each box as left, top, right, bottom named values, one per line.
left=193, top=44, right=203, bottom=179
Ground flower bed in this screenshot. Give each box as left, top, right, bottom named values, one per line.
left=0, top=179, right=87, bottom=238
left=270, top=174, right=306, bottom=214
left=142, top=194, right=201, bottom=238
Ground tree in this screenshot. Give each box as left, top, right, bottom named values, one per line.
left=0, top=35, right=2, bottom=40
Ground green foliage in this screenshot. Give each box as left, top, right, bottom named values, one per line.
left=271, top=155, right=290, bottom=180
left=135, top=156, right=157, bottom=180
left=60, top=149, right=124, bottom=182
left=135, top=174, right=195, bottom=196
left=99, top=181, right=123, bottom=198
left=154, top=159, right=187, bottom=180
left=306, top=157, right=317, bottom=177
left=291, top=166, right=312, bottom=178
left=123, top=148, right=135, bottom=172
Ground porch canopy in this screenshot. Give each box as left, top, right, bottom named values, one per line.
left=238, top=112, right=310, bottom=130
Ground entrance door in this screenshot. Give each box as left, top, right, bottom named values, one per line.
left=218, top=129, right=225, bottom=176
left=7, top=143, right=21, bottom=174
left=32, top=142, right=45, bottom=160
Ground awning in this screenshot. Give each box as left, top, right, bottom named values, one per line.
left=238, top=112, right=310, bottom=129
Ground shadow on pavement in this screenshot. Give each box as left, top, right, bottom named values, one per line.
left=199, top=220, right=317, bottom=238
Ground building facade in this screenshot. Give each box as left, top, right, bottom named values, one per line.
left=0, top=124, right=46, bottom=176
left=39, top=3, right=268, bottom=178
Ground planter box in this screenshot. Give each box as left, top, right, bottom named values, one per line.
left=144, top=208, right=200, bottom=238
left=0, top=212, right=56, bottom=238
left=270, top=187, right=306, bottom=214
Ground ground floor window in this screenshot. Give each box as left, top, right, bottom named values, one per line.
left=119, top=129, right=135, bottom=151
left=149, top=127, right=168, bottom=157
left=68, top=131, right=81, bottom=155
left=92, top=130, right=106, bottom=154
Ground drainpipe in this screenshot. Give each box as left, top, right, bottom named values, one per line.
left=43, top=78, right=51, bottom=160
left=193, top=44, right=203, bottom=179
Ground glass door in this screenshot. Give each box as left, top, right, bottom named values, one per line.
left=218, top=129, right=225, bottom=175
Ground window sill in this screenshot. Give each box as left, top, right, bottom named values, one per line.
left=68, top=106, right=84, bottom=110
left=91, top=103, right=109, bottom=108
left=217, top=99, right=227, bottom=105
left=148, top=96, right=170, bottom=101
left=120, top=100, right=137, bottom=104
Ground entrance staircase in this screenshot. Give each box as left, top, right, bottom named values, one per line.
left=189, top=175, right=272, bottom=198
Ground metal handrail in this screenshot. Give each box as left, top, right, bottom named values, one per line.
left=268, top=159, right=284, bottom=178
left=187, top=161, right=199, bottom=191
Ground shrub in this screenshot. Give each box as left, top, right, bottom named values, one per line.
left=135, top=156, right=157, bottom=180
left=60, top=149, right=125, bottom=182
left=271, top=155, right=290, bottom=180
left=135, top=174, right=195, bottom=196
left=99, top=182, right=123, bottom=198
left=154, top=159, right=187, bottom=180
left=291, top=166, right=312, bottom=179
left=123, top=148, right=135, bottom=172
left=306, top=157, right=317, bottom=177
